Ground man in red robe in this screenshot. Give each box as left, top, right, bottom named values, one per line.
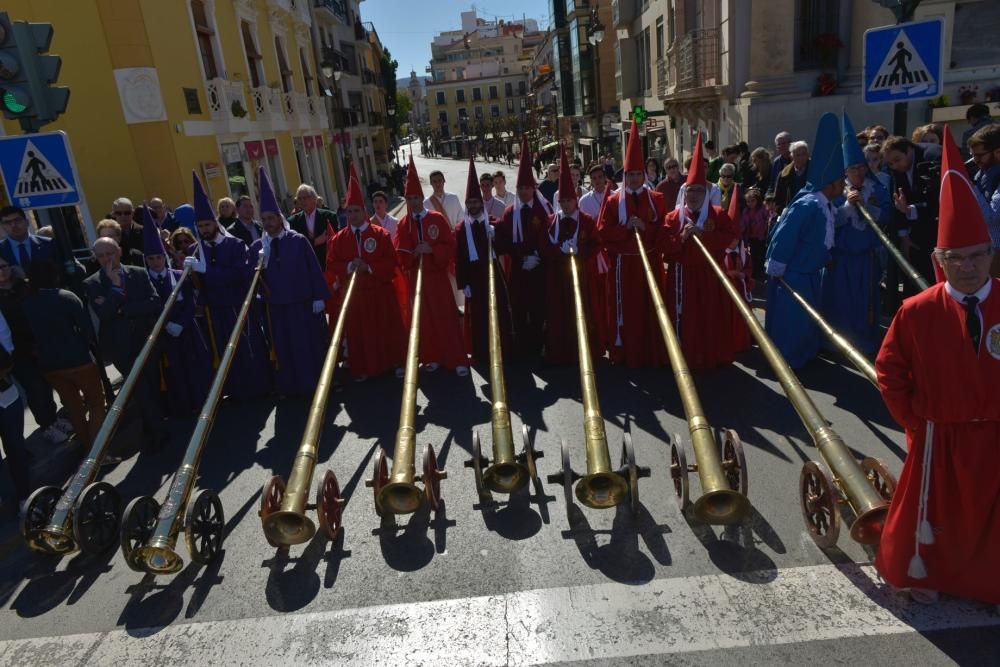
left=722, top=183, right=754, bottom=355
left=875, top=126, right=1000, bottom=606
left=597, top=118, right=668, bottom=367
left=542, top=144, right=603, bottom=364
left=661, top=138, right=744, bottom=369
left=395, top=157, right=469, bottom=375
left=327, top=166, right=405, bottom=381
left=456, top=158, right=512, bottom=367
left=495, top=135, right=553, bottom=362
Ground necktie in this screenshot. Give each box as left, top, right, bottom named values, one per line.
left=354, top=228, right=362, bottom=252
left=271, top=236, right=281, bottom=263
left=17, top=242, right=29, bottom=267
left=414, top=215, right=423, bottom=242
left=964, top=296, right=981, bottom=351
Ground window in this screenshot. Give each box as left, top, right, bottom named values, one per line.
left=191, top=0, right=219, bottom=79
left=436, top=91, right=446, bottom=104
left=473, top=87, right=482, bottom=101
left=241, top=22, right=262, bottom=88
left=275, top=37, right=293, bottom=93
left=795, top=0, right=840, bottom=70
left=505, top=81, right=513, bottom=96
left=341, top=43, right=357, bottom=75
left=491, top=105, right=500, bottom=118
left=458, top=107, right=468, bottom=118
left=667, top=0, right=676, bottom=44
left=457, top=89, right=466, bottom=102
left=655, top=17, right=664, bottom=60
left=518, top=80, right=526, bottom=96
left=636, top=27, right=652, bottom=95
left=299, top=48, right=314, bottom=96
left=438, top=110, right=448, bottom=124
left=489, top=85, right=498, bottom=99
left=475, top=106, right=484, bottom=119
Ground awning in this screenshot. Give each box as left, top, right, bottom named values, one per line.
left=540, top=141, right=559, bottom=151
left=577, top=137, right=595, bottom=146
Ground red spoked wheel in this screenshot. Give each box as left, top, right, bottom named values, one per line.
left=861, top=457, right=897, bottom=503
left=316, top=470, right=345, bottom=539
left=259, top=475, right=286, bottom=548
left=800, top=460, right=841, bottom=549
left=422, top=444, right=446, bottom=511
left=365, top=447, right=390, bottom=517
left=669, top=436, right=690, bottom=511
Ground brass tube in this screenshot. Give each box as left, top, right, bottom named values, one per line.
left=36, top=266, right=193, bottom=554
left=691, top=236, right=886, bottom=539
left=137, top=254, right=266, bottom=573
left=634, top=231, right=749, bottom=524
left=777, top=277, right=878, bottom=388
left=262, top=270, right=359, bottom=545
left=854, top=202, right=930, bottom=292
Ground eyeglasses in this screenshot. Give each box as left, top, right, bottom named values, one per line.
left=936, top=250, right=992, bottom=267
left=666, top=164, right=679, bottom=170
left=112, top=210, right=134, bottom=217
left=972, top=151, right=992, bottom=160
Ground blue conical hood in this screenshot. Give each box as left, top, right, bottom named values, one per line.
left=804, top=112, right=845, bottom=192
left=842, top=112, right=866, bottom=168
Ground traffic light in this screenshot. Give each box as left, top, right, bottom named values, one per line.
left=0, top=12, right=69, bottom=131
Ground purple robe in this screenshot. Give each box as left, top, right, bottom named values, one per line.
left=197, top=235, right=272, bottom=398
left=250, top=231, right=331, bottom=396
left=149, top=269, right=212, bottom=414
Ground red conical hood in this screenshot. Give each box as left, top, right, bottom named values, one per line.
left=404, top=156, right=423, bottom=198
left=727, top=182, right=740, bottom=222
left=937, top=125, right=990, bottom=251
left=465, top=156, right=481, bottom=202
left=557, top=143, right=576, bottom=202
left=345, top=164, right=365, bottom=208
left=624, top=118, right=644, bottom=173
left=516, top=135, right=535, bottom=188
left=686, top=132, right=707, bottom=187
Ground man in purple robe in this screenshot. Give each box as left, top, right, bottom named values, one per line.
left=192, top=172, right=272, bottom=398
left=249, top=167, right=330, bottom=396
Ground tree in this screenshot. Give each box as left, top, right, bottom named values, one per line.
left=379, top=47, right=400, bottom=138
left=395, top=90, right=412, bottom=129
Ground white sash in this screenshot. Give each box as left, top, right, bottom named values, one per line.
left=617, top=185, right=656, bottom=226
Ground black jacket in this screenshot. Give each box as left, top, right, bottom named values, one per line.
left=288, top=208, right=340, bottom=270
left=227, top=218, right=263, bottom=247
left=83, top=265, right=161, bottom=373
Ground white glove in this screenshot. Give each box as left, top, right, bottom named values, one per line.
left=165, top=322, right=183, bottom=337
left=463, top=286, right=472, bottom=298
left=312, top=299, right=325, bottom=314
left=183, top=255, right=205, bottom=274
left=522, top=254, right=541, bottom=271
left=765, top=259, right=786, bottom=278
left=486, top=223, right=495, bottom=240
left=560, top=240, right=576, bottom=255
left=262, top=241, right=272, bottom=261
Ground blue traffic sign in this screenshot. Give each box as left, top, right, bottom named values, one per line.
left=0, top=130, right=81, bottom=209
left=863, top=17, right=945, bottom=105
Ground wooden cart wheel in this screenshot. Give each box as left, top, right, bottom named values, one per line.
left=316, top=470, right=345, bottom=540
left=800, top=461, right=841, bottom=549
left=72, top=482, right=122, bottom=555
left=861, top=457, right=897, bottom=503
left=521, top=424, right=539, bottom=482
left=721, top=429, right=749, bottom=497
left=20, top=485, right=63, bottom=553
left=184, top=489, right=225, bottom=565
left=669, top=436, right=690, bottom=510
left=619, top=431, right=640, bottom=514
left=468, top=430, right=488, bottom=500
left=422, top=444, right=445, bottom=511
left=259, top=475, right=286, bottom=548
left=365, top=447, right=390, bottom=517
left=120, top=496, right=161, bottom=572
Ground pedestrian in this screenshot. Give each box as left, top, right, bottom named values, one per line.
left=748, top=147, right=772, bottom=193
left=884, top=135, right=941, bottom=294
left=370, top=190, right=398, bottom=241
left=456, top=158, right=512, bottom=367
left=149, top=197, right=180, bottom=233
left=911, top=124, right=942, bottom=145
left=327, top=167, right=406, bottom=381
left=0, top=321, right=29, bottom=513
left=774, top=141, right=810, bottom=212
left=765, top=113, right=844, bottom=369
left=722, top=185, right=754, bottom=355
left=395, top=158, right=469, bottom=375
left=288, top=185, right=338, bottom=273
left=192, top=172, right=271, bottom=398
left=108, top=198, right=145, bottom=265
left=250, top=168, right=330, bottom=397
left=966, top=123, right=1000, bottom=277
left=493, top=170, right=517, bottom=208
left=874, top=125, right=1000, bottom=607
left=424, top=170, right=463, bottom=229
left=23, top=260, right=106, bottom=448
left=768, top=131, right=793, bottom=193
left=660, top=134, right=743, bottom=369
left=704, top=140, right=722, bottom=183
left=84, top=236, right=166, bottom=450
left=821, top=113, right=890, bottom=355
left=655, top=158, right=684, bottom=210
left=0, top=205, right=67, bottom=275
left=598, top=118, right=668, bottom=368
left=717, top=163, right=737, bottom=210
left=227, top=195, right=263, bottom=247
left=542, top=145, right=602, bottom=365
left=479, top=172, right=507, bottom=220
left=495, top=136, right=552, bottom=362
left=644, top=157, right=662, bottom=188
left=168, top=227, right=199, bottom=270
left=96, top=218, right=144, bottom=268
left=864, top=143, right=892, bottom=192
left=742, top=187, right=770, bottom=279
left=538, top=163, right=560, bottom=206
left=961, top=103, right=993, bottom=158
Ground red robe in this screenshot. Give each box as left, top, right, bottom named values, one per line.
left=455, top=216, right=512, bottom=366
left=723, top=241, right=754, bottom=355
left=597, top=187, right=668, bottom=368
left=327, top=223, right=406, bottom=377
left=541, top=211, right=603, bottom=364
left=875, top=279, right=1000, bottom=604
left=660, top=206, right=745, bottom=369
left=395, top=210, right=468, bottom=369
left=495, top=199, right=549, bottom=361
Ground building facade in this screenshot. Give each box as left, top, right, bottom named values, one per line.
left=406, top=70, right=429, bottom=134
left=2, top=0, right=334, bottom=226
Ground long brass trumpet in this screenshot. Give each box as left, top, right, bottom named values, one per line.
left=854, top=202, right=929, bottom=292
left=634, top=230, right=750, bottom=525
left=466, top=228, right=540, bottom=505
left=776, top=277, right=878, bottom=388
left=366, top=254, right=446, bottom=517
left=121, top=254, right=266, bottom=574
left=21, top=266, right=194, bottom=556
left=259, top=272, right=356, bottom=547
left=547, top=248, right=649, bottom=512
left=692, top=236, right=895, bottom=548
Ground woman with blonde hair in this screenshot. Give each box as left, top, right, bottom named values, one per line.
left=216, top=197, right=238, bottom=228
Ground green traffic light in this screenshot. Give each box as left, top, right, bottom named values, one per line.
left=2, top=89, right=26, bottom=113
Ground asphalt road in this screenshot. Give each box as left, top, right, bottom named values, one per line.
left=0, top=147, right=997, bottom=665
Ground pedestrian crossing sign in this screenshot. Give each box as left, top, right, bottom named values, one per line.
left=863, top=18, right=945, bottom=105
left=0, top=131, right=81, bottom=209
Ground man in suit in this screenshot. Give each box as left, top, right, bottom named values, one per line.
left=288, top=184, right=339, bottom=272
left=0, top=205, right=63, bottom=273
left=227, top=195, right=263, bottom=247
left=83, top=237, right=165, bottom=449
left=148, top=197, right=179, bottom=233
left=109, top=197, right=145, bottom=262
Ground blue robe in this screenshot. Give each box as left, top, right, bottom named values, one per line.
left=821, top=179, right=890, bottom=353
left=250, top=231, right=331, bottom=396
left=149, top=269, right=213, bottom=414
left=197, top=235, right=272, bottom=398
left=765, top=191, right=832, bottom=368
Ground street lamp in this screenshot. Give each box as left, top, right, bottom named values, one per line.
left=588, top=7, right=606, bottom=160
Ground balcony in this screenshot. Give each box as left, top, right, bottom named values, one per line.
left=611, top=0, right=634, bottom=28
left=206, top=78, right=251, bottom=134
left=333, top=109, right=363, bottom=128
left=314, top=0, right=347, bottom=22
left=675, top=28, right=719, bottom=92
left=361, top=68, right=379, bottom=86
left=291, top=91, right=312, bottom=129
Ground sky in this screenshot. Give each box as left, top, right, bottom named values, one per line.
left=362, top=1, right=550, bottom=79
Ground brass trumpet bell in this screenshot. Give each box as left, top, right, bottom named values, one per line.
left=378, top=481, right=425, bottom=516
left=693, top=489, right=751, bottom=525
left=136, top=542, right=184, bottom=575
left=850, top=506, right=889, bottom=545
left=261, top=510, right=315, bottom=546
left=575, top=471, right=630, bottom=509
left=483, top=461, right=530, bottom=495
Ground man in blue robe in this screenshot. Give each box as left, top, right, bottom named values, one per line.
left=141, top=206, right=212, bottom=414
left=250, top=168, right=330, bottom=396
left=192, top=172, right=272, bottom=398
left=765, top=113, right=845, bottom=368
left=821, top=113, right=892, bottom=354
